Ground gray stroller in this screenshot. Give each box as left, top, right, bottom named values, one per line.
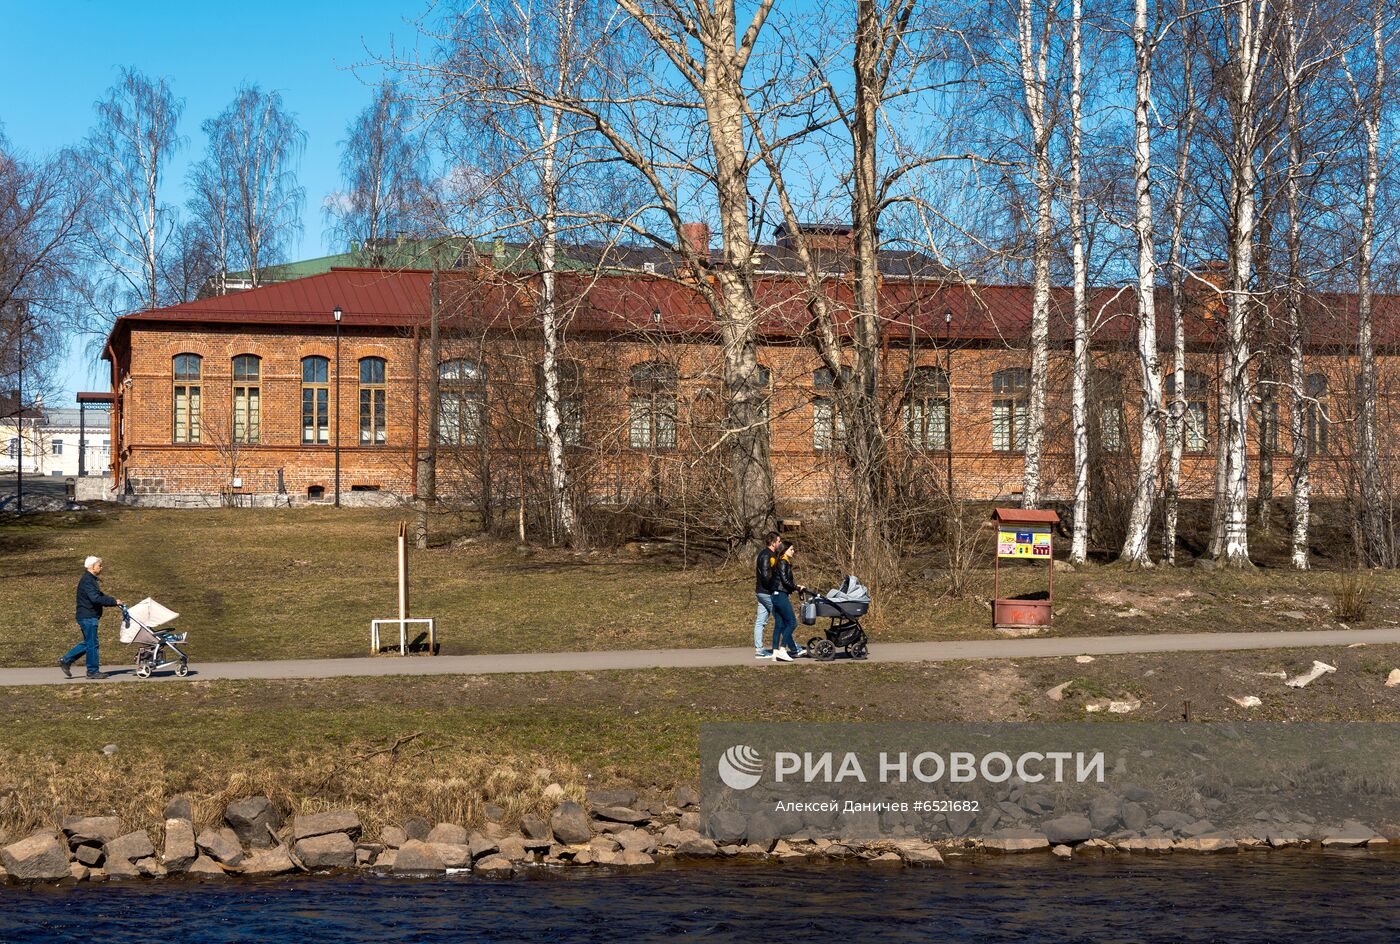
left=120, top=598, right=190, bottom=678
left=800, top=576, right=872, bottom=661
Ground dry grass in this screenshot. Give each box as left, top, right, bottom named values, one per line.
left=1333, top=569, right=1373, bottom=623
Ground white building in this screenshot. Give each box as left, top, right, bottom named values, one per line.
left=1, top=396, right=112, bottom=478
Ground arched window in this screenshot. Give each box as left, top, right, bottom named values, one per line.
left=1092, top=369, right=1124, bottom=453
left=1166, top=370, right=1209, bottom=452
left=301, top=356, right=330, bottom=445
left=359, top=357, right=387, bottom=445
left=232, top=354, right=261, bottom=444
left=535, top=361, right=583, bottom=447
left=991, top=367, right=1029, bottom=452
left=1306, top=373, right=1329, bottom=455
left=629, top=361, right=677, bottom=449
left=903, top=366, right=949, bottom=451
left=439, top=358, right=484, bottom=445
left=813, top=365, right=851, bottom=450
left=172, top=354, right=202, bottom=443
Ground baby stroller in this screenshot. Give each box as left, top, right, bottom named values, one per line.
left=800, top=576, right=871, bottom=661
left=120, top=598, right=190, bottom=678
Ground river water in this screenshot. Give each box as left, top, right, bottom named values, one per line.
left=3, top=855, right=1398, bottom=943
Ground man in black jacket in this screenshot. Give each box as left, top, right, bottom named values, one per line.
left=62, top=556, right=123, bottom=679
left=752, top=531, right=782, bottom=657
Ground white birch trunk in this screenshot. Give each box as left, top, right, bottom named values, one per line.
left=1068, top=0, right=1090, bottom=562
left=1018, top=0, right=1052, bottom=509
left=1283, top=0, right=1309, bottom=569
left=1358, top=7, right=1385, bottom=563
left=1120, top=0, right=1162, bottom=564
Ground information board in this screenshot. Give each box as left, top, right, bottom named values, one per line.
left=997, top=525, right=1052, bottom=559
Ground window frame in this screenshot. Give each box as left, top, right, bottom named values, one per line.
left=231, top=354, right=262, bottom=445
left=535, top=361, right=584, bottom=447
left=628, top=360, right=678, bottom=450
left=172, top=353, right=202, bottom=444
left=991, top=367, right=1029, bottom=453
left=301, top=356, right=330, bottom=445
left=438, top=358, right=485, bottom=447
left=358, top=356, right=388, bottom=446
left=1166, top=370, right=1210, bottom=454
left=902, top=366, right=950, bottom=452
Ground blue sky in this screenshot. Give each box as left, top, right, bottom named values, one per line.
left=1, top=0, right=430, bottom=398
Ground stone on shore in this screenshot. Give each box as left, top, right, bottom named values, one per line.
left=105, top=830, right=156, bottom=865
left=615, top=849, right=655, bottom=866
left=393, top=839, right=446, bottom=874
left=164, top=796, right=193, bottom=822
left=1322, top=823, right=1382, bottom=848
left=431, top=843, right=473, bottom=869
left=403, top=817, right=431, bottom=841
left=426, top=823, right=467, bottom=846
left=75, top=845, right=104, bottom=867
left=985, top=830, right=1050, bottom=854
left=379, top=825, right=407, bottom=848
left=672, top=786, right=699, bottom=809
left=496, top=837, right=527, bottom=861
left=224, top=797, right=280, bottom=849
left=1175, top=833, right=1238, bottom=853
left=1, top=832, right=72, bottom=882
left=293, top=811, right=362, bottom=842
left=242, top=846, right=297, bottom=876
left=294, top=833, right=356, bottom=870
left=104, top=856, right=142, bottom=880
left=675, top=834, right=719, bottom=857
left=196, top=826, right=245, bottom=867
left=1042, top=815, right=1093, bottom=846
left=62, top=816, right=124, bottom=848
left=613, top=829, right=657, bottom=855
left=186, top=855, right=228, bottom=878
left=163, top=819, right=196, bottom=873
left=67, top=863, right=89, bottom=883
left=593, top=806, right=650, bottom=825
left=587, top=789, right=638, bottom=810
left=520, top=815, right=551, bottom=841
left=551, top=801, right=594, bottom=845
left=1118, top=835, right=1174, bottom=853
left=469, top=832, right=499, bottom=860
left=473, top=853, right=514, bottom=877
left=1052, top=845, right=1072, bottom=860
left=891, top=840, right=943, bottom=866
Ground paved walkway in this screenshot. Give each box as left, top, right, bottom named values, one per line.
left=6, top=627, right=1400, bottom=688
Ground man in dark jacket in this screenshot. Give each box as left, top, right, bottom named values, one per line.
left=751, top=531, right=783, bottom=657
left=62, top=556, right=123, bottom=679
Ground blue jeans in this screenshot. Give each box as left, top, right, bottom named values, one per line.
left=64, top=617, right=101, bottom=674
left=753, top=593, right=775, bottom=649
left=771, top=594, right=797, bottom=653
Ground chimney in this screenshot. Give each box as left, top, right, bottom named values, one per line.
left=680, top=222, right=710, bottom=259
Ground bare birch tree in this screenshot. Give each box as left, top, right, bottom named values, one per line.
left=75, top=68, right=183, bottom=316
left=1068, top=0, right=1091, bottom=563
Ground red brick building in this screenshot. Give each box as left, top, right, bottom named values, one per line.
left=98, top=250, right=1400, bottom=512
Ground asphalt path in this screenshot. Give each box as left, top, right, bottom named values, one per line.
left=5, top=626, right=1400, bottom=687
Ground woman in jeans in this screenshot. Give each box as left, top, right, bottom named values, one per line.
left=768, top=542, right=808, bottom=662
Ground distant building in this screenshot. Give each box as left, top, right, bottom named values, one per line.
left=0, top=394, right=111, bottom=477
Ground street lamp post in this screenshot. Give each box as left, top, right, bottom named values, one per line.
left=334, top=305, right=342, bottom=508
left=15, top=314, right=24, bottom=514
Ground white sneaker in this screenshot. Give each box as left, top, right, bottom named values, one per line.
left=792, top=647, right=807, bottom=658
left=773, top=648, right=793, bottom=662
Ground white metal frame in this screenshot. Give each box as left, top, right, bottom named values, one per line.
left=371, top=617, right=436, bottom=655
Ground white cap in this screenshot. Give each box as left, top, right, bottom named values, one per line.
left=84, top=556, right=102, bottom=569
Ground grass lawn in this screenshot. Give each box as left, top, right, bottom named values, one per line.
left=2, top=644, right=1396, bottom=842
left=2, top=506, right=1398, bottom=668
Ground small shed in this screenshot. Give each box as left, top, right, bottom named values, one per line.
left=990, top=507, right=1061, bottom=630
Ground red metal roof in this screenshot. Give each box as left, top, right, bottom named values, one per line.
left=992, top=508, right=1062, bottom=525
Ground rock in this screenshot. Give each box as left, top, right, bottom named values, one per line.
left=541, top=783, right=566, bottom=802
left=76, top=845, right=104, bottom=867
left=589, top=835, right=622, bottom=854
left=1052, top=844, right=1072, bottom=860
left=293, top=811, right=361, bottom=842
left=186, top=855, right=227, bottom=878
left=706, top=811, right=746, bottom=845
left=164, top=796, right=193, bottom=822
left=1083, top=698, right=1141, bottom=714
left=242, top=846, right=297, bottom=876
left=392, top=839, right=446, bottom=874
left=380, top=826, right=407, bottom=848
left=195, top=827, right=245, bottom=867
left=1175, top=833, right=1238, bottom=853
left=423, top=822, right=467, bottom=846
left=102, top=745, right=118, bottom=756
left=614, top=829, right=657, bottom=854
left=1042, top=815, right=1093, bottom=845
left=104, top=856, right=142, bottom=880
left=672, top=786, right=700, bottom=809
left=403, top=817, right=431, bottom=841
left=1053, top=559, right=1075, bottom=573
left=588, top=788, right=638, bottom=810
left=675, top=835, right=719, bottom=857
left=1386, top=668, right=1400, bottom=688
left=356, top=845, right=377, bottom=866
left=224, top=796, right=281, bottom=849
left=1322, top=822, right=1381, bottom=848
left=469, top=833, right=499, bottom=860
left=105, top=830, right=156, bottom=864
left=483, top=804, right=506, bottom=823
left=985, top=830, right=1050, bottom=853
left=68, top=862, right=89, bottom=883
left=1285, top=660, right=1337, bottom=689
left=891, top=840, right=943, bottom=866
left=593, top=806, right=649, bottom=825
left=294, top=833, right=356, bottom=870
left=1121, top=802, right=1149, bottom=832
left=1267, top=832, right=1303, bottom=848
left=550, top=801, right=594, bottom=845
left=497, top=837, right=527, bottom=861
left=431, top=843, right=473, bottom=869
left=520, top=815, right=551, bottom=841
left=1089, top=799, right=1121, bottom=833
left=374, top=850, right=397, bottom=870
left=1118, top=835, right=1174, bottom=853
left=869, top=851, right=905, bottom=866
left=62, top=816, right=124, bottom=847
left=1046, top=682, right=1073, bottom=701
left=1230, top=695, right=1263, bottom=708
left=136, top=857, right=165, bottom=879
left=473, top=853, right=514, bottom=877
left=1, top=832, right=71, bottom=881
left=615, top=849, right=655, bottom=866
left=162, top=819, right=196, bottom=873
left=1153, top=811, right=1194, bottom=833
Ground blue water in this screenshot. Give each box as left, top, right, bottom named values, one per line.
left=3, top=856, right=1399, bottom=943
